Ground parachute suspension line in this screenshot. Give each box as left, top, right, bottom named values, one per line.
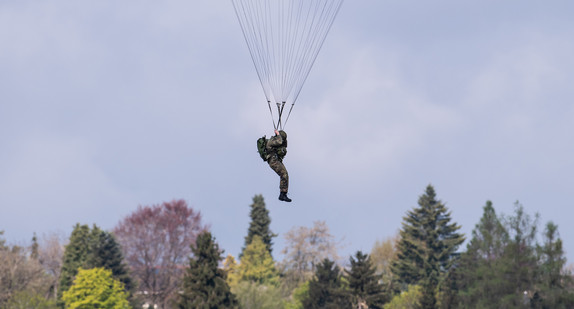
left=291, top=0, right=344, bottom=105
left=232, top=0, right=344, bottom=128
left=267, top=100, right=277, bottom=130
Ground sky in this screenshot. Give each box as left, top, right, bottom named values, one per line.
left=2, top=1, right=574, bottom=264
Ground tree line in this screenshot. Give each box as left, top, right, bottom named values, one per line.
left=0, top=185, right=573, bottom=308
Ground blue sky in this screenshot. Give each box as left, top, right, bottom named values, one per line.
left=2, top=1, right=574, bottom=264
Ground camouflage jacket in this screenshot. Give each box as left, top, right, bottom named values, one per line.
left=266, top=134, right=287, bottom=160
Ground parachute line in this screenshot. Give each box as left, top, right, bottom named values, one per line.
left=232, top=0, right=344, bottom=130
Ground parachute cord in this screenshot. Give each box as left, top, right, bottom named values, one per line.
left=276, top=101, right=286, bottom=130
left=267, top=100, right=277, bottom=130
left=282, top=103, right=295, bottom=129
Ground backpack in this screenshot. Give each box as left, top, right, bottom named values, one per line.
left=257, top=136, right=268, bottom=161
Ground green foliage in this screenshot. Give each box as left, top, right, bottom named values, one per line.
left=303, top=259, right=350, bottom=309
left=284, top=281, right=309, bottom=309
left=391, top=184, right=464, bottom=307
left=62, top=267, right=129, bottom=309
left=236, top=235, right=279, bottom=286
left=58, top=224, right=132, bottom=303
left=383, top=285, right=421, bottom=309
left=535, top=221, right=574, bottom=307
left=233, top=281, right=284, bottom=309
left=179, top=231, right=238, bottom=309
left=346, top=251, right=387, bottom=309
left=242, top=195, right=277, bottom=257
left=4, top=291, right=58, bottom=309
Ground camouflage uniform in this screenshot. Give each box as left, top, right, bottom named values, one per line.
left=266, top=132, right=289, bottom=194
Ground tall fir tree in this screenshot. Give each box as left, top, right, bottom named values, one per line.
left=391, top=185, right=464, bottom=308
left=345, top=251, right=387, bottom=309
left=58, top=224, right=132, bottom=303
left=303, top=259, right=351, bottom=309
left=179, top=231, right=238, bottom=309
left=241, top=195, right=277, bottom=257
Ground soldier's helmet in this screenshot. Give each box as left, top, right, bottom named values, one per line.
left=279, top=130, right=287, bottom=140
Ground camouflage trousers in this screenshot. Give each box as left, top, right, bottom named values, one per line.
left=268, top=155, right=289, bottom=193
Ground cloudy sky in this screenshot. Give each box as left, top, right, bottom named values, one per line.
left=2, top=1, right=574, bottom=264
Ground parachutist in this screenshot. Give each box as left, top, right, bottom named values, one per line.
left=266, top=130, right=291, bottom=202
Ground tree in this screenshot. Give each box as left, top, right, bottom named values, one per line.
left=0, top=242, right=50, bottom=306
left=285, top=281, right=309, bottom=309
left=281, top=221, right=341, bottom=287
left=114, top=199, right=206, bottom=308
left=241, top=195, right=276, bottom=257
left=535, top=221, right=574, bottom=307
left=58, top=224, right=132, bottom=302
left=370, top=234, right=399, bottom=294
left=383, top=285, right=421, bottom=309
left=346, top=251, right=387, bottom=309
left=235, top=235, right=279, bottom=286
left=303, top=259, right=351, bottom=309
left=37, top=232, right=65, bottom=301
left=391, top=185, right=464, bottom=308
left=62, top=267, right=129, bottom=309
left=454, top=201, right=511, bottom=308
left=179, top=231, right=238, bottom=309
left=5, top=291, right=58, bottom=309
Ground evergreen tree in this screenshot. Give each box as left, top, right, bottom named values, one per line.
left=346, top=251, right=387, bottom=309
left=303, top=258, right=350, bottom=309
left=391, top=185, right=464, bottom=307
left=455, top=201, right=511, bottom=307
left=62, top=267, right=129, bottom=308
left=236, top=235, right=279, bottom=286
left=31, top=233, right=39, bottom=260
left=58, top=224, right=132, bottom=303
left=179, top=231, right=238, bottom=309
left=58, top=224, right=92, bottom=300
left=535, top=221, right=574, bottom=307
left=241, top=195, right=277, bottom=257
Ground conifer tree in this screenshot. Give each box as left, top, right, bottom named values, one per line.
left=303, top=258, right=350, bottom=309
left=241, top=195, right=276, bottom=257
left=179, top=231, right=238, bottom=309
left=62, top=267, right=129, bottom=308
left=236, top=235, right=279, bottom=286
left=535, top=222, right=574, bottom=307
left=346, top=251, right=387, bottom=309
left=455, top=201, right=510, bottom=307
left=391, top=185, right=464, bottom=308
left=58, top=224, right=132, bottom=302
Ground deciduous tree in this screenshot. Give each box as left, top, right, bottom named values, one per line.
left=281, top=221, right=341, bottom=287
left=113, top=199, right=206, bottom=308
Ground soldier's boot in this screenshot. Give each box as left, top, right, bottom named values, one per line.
left=279, top=192, right=292, bottom=202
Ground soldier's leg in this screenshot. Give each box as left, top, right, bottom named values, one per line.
left=268, top=157, right=289, bottom=193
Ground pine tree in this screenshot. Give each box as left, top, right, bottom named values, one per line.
left=455, top=201, right=510, bottom=307
left=241, top=195, right=277, bottom=257
left=346, top=251, right=387, bottom=309
left=179, top=231, right=238, bottom=309
left=535, top=222, right=574, bottom=307
left=303, top=258, right=350, bottom=309
left=391, top=185, right=464, bottom=308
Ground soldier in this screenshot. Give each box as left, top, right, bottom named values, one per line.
left=266, top=129, right=291, bottom=202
